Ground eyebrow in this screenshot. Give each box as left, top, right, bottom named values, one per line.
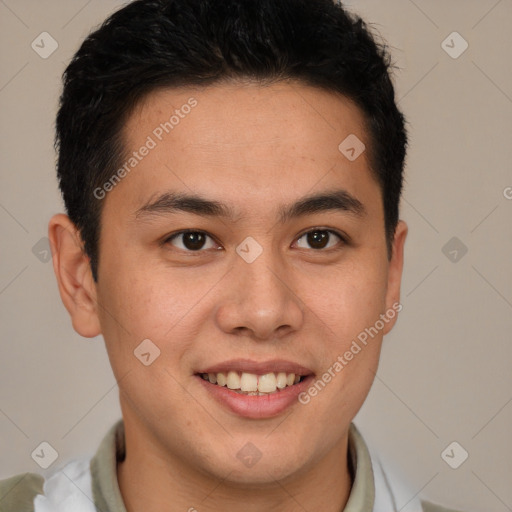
left=134, top=188, right=367, bottom=223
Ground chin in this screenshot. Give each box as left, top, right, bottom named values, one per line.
left=222, top=462, right=301, bottom=487
left=203, top=446, right=307, bottom=486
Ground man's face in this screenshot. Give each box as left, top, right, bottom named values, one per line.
left=91, top=81, right=406, bottom=483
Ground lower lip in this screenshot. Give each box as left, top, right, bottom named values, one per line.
left=196, top=375, right=315, bottom=419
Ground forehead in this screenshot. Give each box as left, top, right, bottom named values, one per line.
left=108, top=81, right=380, bottom=221
left=127, top=80, right=369, bottom=155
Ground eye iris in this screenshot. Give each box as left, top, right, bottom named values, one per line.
left=176, top=230, right=334, bottom=251
left=307, top=230, right=329, bottom=249
left=183, top=232, right=206, bottom=250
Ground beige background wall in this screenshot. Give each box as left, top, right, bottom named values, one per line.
left=1, top=1, right=511, bottom=510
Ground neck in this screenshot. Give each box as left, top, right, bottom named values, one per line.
left=117, top=423, right=353, bottom=512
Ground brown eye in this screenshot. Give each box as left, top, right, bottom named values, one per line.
left=165, top=231, right=217, bottom=251
left=295, top=229, right=343, bottom=250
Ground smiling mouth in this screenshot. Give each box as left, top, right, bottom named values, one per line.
left=197, top=371, right=308, bottom=395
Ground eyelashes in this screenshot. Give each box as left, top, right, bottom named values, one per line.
left=162, top=228, right=348, bottom=254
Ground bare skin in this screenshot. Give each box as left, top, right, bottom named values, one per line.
left=49, top=80, right=407, bottom=512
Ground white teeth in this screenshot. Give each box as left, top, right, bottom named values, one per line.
left=217, top=372, right=227, bottom=387
left=258, top=372, right=277, bottom=393
left=226, top=371, right=241, bottom=389
left=240, top=372, right=258, bottom=392
left=276, top=372, right=287, bottom=389
left=200, top=371, right=306, bottom=393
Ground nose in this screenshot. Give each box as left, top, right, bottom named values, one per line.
left=214, top=247, right=305, bottom=341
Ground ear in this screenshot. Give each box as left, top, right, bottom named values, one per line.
left=382, top=220, right=408, bottom=335
left=48, top=214, right=102, bottom=338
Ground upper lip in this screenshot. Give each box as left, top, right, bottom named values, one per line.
left=197, top=358, right=314, bottom=376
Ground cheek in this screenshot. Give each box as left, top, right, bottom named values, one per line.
left=96, top=266, right=225, bottom=372
left=300, top=255, right=388, bottom=344
left=297, top=253, right=387, bottom=409
left=99, top=267, right=198, bottom=334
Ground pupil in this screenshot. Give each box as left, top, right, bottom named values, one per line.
left=184, top=232, right=205, bottom=250
left=308, top=230, right=328, bottom=249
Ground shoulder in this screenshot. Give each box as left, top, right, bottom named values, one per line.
left=371, top=454, right=464, bottom=512
left=420, top=499, right=464, bottom=512
left=0, top=457, right=95, bottom=512
left=0, top=472, right=44, bottom=512
left=354, top=424, right=465, bottom=512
